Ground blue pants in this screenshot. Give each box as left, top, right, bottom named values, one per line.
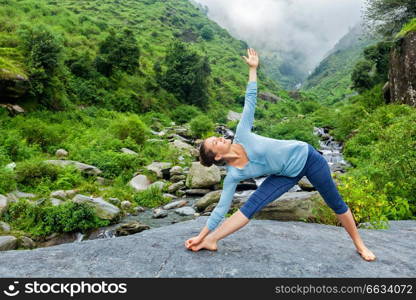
left=239, top=144, right=349, bottom=219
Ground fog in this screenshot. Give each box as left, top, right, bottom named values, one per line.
left=193, top=0, right=364, bottom=73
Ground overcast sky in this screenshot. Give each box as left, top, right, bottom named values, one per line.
left=193, top=0, right=364, bottom=72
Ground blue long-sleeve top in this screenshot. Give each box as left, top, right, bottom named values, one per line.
left=206, top=81, right=309, bottom=231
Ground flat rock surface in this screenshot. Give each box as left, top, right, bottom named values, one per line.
left=0, top=218, right=415, bottom=278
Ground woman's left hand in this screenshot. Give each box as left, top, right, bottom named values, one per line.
left=242, top=48, right=259, bottom=68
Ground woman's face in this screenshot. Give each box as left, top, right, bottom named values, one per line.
left=204, top=136, right=231, bottom=160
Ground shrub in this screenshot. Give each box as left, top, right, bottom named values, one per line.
left=2, top=199, right=110, bottom=237
left=132, top=185, right=170, bottom=208
left=0, top=167, right=17, bottom=194
left=109, top=114, right=149, bottom=145
left=171, top=104, right=201, bottom=124
left=189, top=115, right=215, bottom=138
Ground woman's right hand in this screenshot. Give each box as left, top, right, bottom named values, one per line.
left=242, top=48, right=259, bottom=69
left=185, top=236, right=203, bottom=249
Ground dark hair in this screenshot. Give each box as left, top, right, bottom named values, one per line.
left=199, top=139, right=226, bottom=167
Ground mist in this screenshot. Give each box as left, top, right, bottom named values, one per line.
left=192, top=0, right=364, bottom=74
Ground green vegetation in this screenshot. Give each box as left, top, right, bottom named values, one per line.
left=396, top=18, right=416, bottom=38
left=189, top=115, right=215, bottom=139
left=2, top=199, right=110, bottom=237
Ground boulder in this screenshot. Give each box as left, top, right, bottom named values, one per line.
left=145, top=162, right=172, bottom=179
left=149, top=181, right=165, bottom=191
left=185, top=189, right=211, bottom=196
left=185, top=162, right=221, bottom=188
left=194, top=190, right=222, bottom=212
left=128, top=175, right=151, bottom=192
left=0, top=221, right=11, bottom=233
left=0, top=194, right=8, bottom=214
left=233, top=191, right=326, bottom=221
left=72, top=194, right=120, bottom=220
left=170, top=166, right=184, bottom=176
left=152, top=208, right=168, bottom=218
left=175, top=207, right=196, bottom=216
left=121, top=148, right=138, bottom=155
left=50, top=198, right=64, bottom=206
left=55, top=149, right=68, bottom=158
left=0, top=236, right=17, bottom=251
left=115, top=222, right=150, bottom=236
left=170, top=174, right=186, bottom=182
left=170, top=140, right=198, bottom=157
left=45, top=160, right=102, bottom=175
left=163, top=200, right=188, bottom=210
left=18, top=236, right=36, bottom=249
left=168, top=181, right=185, bottom=193
left=298, top=176, right=315, bottom=191
left=121, top=201, right=132, bottom=210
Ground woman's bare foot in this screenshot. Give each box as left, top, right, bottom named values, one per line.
left=190, top=236, right=218, bottom=252
left=356, top=246, right=376, bottom=261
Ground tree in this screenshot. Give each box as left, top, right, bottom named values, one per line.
left=95, top=28, right=140, bottom=76
left=364, top=0, right=416, bottom=37
left=351, top=60, right=374, bottom=93
left=200, top=25, right=214, bottom=40
left=159, top=41, right=211, bottom=108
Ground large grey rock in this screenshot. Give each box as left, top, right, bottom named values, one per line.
left=0, top=218, right=414, bottom=277
left=50, top=198, right=64, bottom=206
left=194, top=190, right=222, bottom=212
left=168, top=181, right=185, bottom=193
left=18, top=236, right=36, bottom=249
left=0, top=236, right=17, bottom=251
left=163, top=200, right=188, bottom=210
left=145, top=162, right=172, bottom=178
left=298, top=176, right=315, bottom=191
left=128, top=175, right=151, bottom=192
left=170, top=166, right=183, bottom=176
left=45, top=160, right=102, bottom=175
left=7, top=190, right=36, bottom=201
left=55, top=149, right=68, bottom=158
left=170, top=140, right=198, bottom=157
left=186, top=162, right=221, bottom=188
left=234, top=191, right=326, bottom=221
left=0, top=194, right=8, bottom=214
left=0, top=221, right=11, bottom=233
left=72, top=194, right=120, bottom=220
left=175, top=207, right=196, bottom=216
left=115, top=222, right=150, bottom=236
left=121, top=148, right=138, bottom=155
left=149, top=181, right=165, bottom=191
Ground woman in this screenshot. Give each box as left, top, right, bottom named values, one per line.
left=184, top=48, right=376, bottom=262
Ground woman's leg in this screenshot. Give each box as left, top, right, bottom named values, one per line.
left=305, top=149, right=376, bottom=261
left=191, top=174, right=301, bottom=251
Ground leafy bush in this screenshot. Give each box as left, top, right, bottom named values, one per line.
left=189, top=115, right=215, bottom=138
left=0, top=167, right=17, bottom=194
left=131, top=185, right=170, bottom=208
left=2, top=199, right=110, bottom=237
left=170, top=105, right=201, bottom=124
left=109, top=114, right=149, bottom=145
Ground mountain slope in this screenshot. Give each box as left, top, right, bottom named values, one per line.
left=302, top=23, right=376, bottom=104
left=0, top=0, right=282, bottom=115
